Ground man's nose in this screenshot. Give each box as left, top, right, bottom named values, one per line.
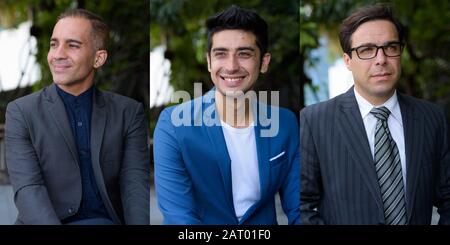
left=52, top=45, right=68, bottom=59
left=374, top=47, right=387, bottom=65
left=224, top=55, right=239, bottom=72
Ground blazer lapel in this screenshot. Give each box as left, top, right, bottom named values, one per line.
left=90, top=89, right=106, bottom=174
left=398, top=93, right=424, bottom=223
left=89, top=89, right=121, bottom=224
left=254, top=102, right=270, bottom=202
left=337, top=88, right=384, bottom=213
left=45, top=84, right=79, bottom=164
left=203, top=90, right=236, bottom=217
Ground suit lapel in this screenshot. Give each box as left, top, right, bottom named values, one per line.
left=45, top=84, right=79, bottom=164
left=203, top=91, right=236, bottom=217
left=89, top=89, right=121, bottom=224
left=399, top=94, right=424, bottom=223
left=254, top=102, right=270, bottom=202
left=337, top=88, right=384, bottom=212
left=90, top=89, right=106, bottom=174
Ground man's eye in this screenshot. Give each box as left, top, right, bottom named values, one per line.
left=50, top=43, right=57, bottom=48
left=69, top=44, right=80, bottom=48
left=214, top=52, right=226, bottom=57
left=359, top=46, right=375, bottom=54
left=386, top=45, right=399, bottom=51
left=238, top=52, right=251, bottom=58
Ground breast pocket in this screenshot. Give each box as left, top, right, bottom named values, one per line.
left=269, top=151, right=288, bottom=167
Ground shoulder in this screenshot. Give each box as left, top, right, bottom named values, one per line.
left=258, top=105, right=298, bottom=139
left=7, top=87, right=45, bottom=110
left=300, top=94, right=342, bottom=119
left=277, top=106, right=299, bottom=132
left=399, top=93, right=446, bottom=119
left=399, top=93, right=443, bottom=112
left=278, top=106, right=297, bottom=121
left=98, top=90, right=146, bottom=125
left=5, top=87, right=50, bottom=120
left=157, top=96, right=199, bottom=120
left=100, top=90, right=143, bottom=109
left=157, top=90, right=215, bottom=124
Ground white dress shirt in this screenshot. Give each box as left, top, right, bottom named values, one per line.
left=354, top=88, right=407, bottom=188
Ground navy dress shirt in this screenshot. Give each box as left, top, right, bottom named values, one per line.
left=56, top=85, right=111, bottom=223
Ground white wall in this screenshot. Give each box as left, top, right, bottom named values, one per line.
left=328, top=58, right=354, bottom=99
left=150, top=45, right=173, bottom=108
left=0, top=21, right=40, bottom=92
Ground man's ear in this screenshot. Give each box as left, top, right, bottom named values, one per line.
left=206, top=53, right=211, bottom=72
left=93, top=50, right=108, bottom=68
left=260, top=53, right=271, bottom=73
left=343, top=52, right=352, bottom=71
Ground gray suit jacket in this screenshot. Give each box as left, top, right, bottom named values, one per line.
left=300, top=87, right=450, bottom=225
left=5, top=84, right=150, bottom=224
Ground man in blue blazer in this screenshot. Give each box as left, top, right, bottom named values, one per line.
left=153, top=5, right=300, bottom=225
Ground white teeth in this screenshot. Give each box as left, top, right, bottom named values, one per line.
left=223, top=77, right=242, bottom=82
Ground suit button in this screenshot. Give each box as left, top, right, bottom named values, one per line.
left=68, top=208, right=74, bottom=213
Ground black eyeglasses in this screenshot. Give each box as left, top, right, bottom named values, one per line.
left=349, top=42, right=404, bottom=60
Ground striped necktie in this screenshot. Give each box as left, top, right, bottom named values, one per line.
left=370, top=106, right=407, bottom=225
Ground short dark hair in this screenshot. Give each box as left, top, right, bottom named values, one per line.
left=57, top=8, right=109, bottom=51
left=206, top=5, right=268, bottom=56
left=339, top=4, right=405, bottom=57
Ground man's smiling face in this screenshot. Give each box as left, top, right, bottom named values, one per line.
left=207, top=29, right=270, bottom=96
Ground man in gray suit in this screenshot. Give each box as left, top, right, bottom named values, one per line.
left=300, top=4, right=450, bottom=225
left=5, top=9, right=150, bottom=225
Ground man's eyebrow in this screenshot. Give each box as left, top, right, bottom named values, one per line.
left=236, top=47, right=255, bottom=52
left=383, top=40, right=402, bottom=45
left=50, top=38, right=83, bottom=45
left=66, top=39, right=83, bottom=45
left=355, top=40, right=401, bottom=47
left=211, top=47, right=228, bottom=52
left=212, top=47, right=255, bottom=52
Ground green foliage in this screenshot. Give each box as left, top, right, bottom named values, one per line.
left=300, top=0, right=450, bottom=120
left=392, top=0, right=450, bottom=104
left=1, top=0, right=149, bottom=106
left=0, top=0, right=30, bottom=28
left=150, top=0, right=301, bottom=114
left=0, top=0, right=150, bottom=127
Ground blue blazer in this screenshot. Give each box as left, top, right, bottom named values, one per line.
left=153, top=89, right=300, bottom=225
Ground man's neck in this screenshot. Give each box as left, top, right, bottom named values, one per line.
left=354, top=86, right=395, bottom=106
left=56, top=80, right=94, bottom=96
left=215, top=90, right=254, bottom=128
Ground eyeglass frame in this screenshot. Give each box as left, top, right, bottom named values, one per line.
left=349, top=41, right=405, bottom=60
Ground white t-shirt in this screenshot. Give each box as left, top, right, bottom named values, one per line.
left=221, top=121, right=260, bottom=221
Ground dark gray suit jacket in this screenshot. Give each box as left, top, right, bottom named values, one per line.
left=300, top=88, right=450, bottom=225
left=5, top=84, right=150, bottom=224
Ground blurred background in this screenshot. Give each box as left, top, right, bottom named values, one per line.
left=300, top=0, right=450, bottom=115
left=0, top=0, right=149, bottom=224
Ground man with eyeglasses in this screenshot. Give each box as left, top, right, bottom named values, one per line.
left=300, top=4, right=450, bottom=225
